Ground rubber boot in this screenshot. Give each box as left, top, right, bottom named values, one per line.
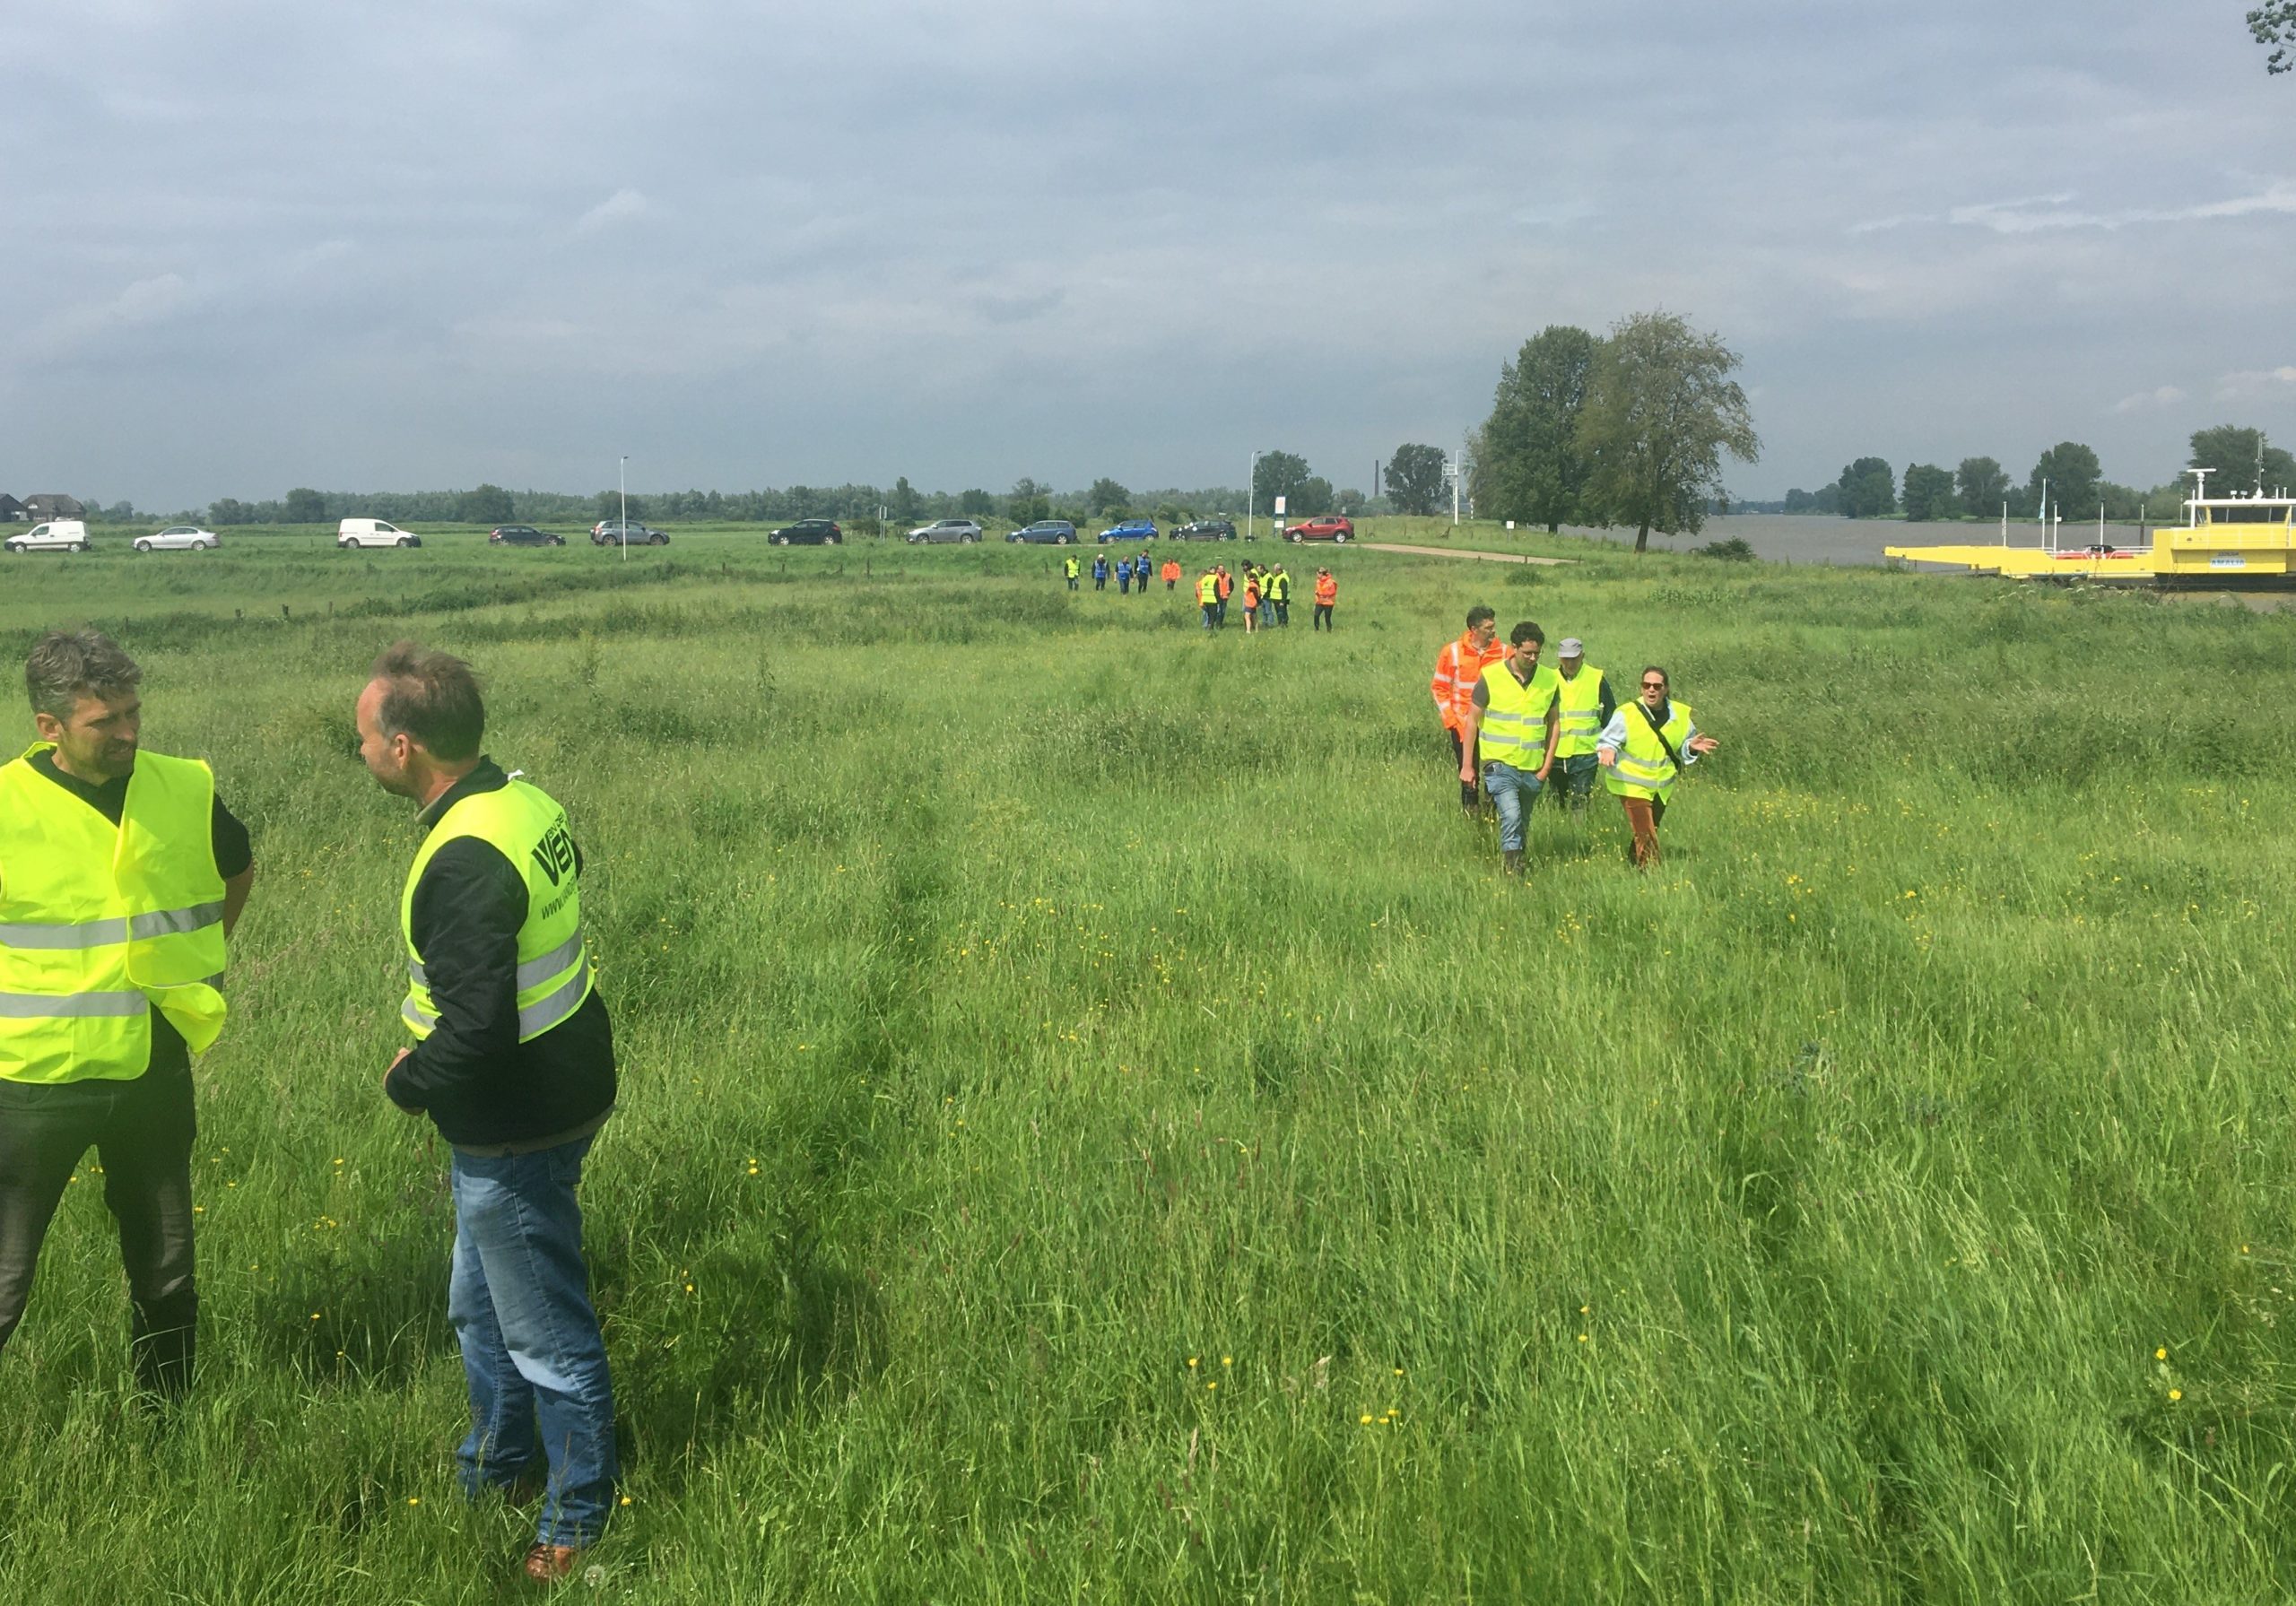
left=1502, top=849, right=1524, bottom=876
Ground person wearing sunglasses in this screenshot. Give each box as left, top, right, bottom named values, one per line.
left=1596, top=665, right=1718, bottom=867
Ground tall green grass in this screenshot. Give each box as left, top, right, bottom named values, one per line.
left=0, top=533, right=2291, bottom=1601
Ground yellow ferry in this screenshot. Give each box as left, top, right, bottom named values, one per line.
left=1886, top=474, right=2296, bottom=581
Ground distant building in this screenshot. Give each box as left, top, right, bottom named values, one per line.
left=0, top=494, right=22, bottom=522
left=21, top=494, right=84, bottom=521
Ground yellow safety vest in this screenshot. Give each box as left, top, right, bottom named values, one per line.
left=1555, top=666, right=1606, bottom=758
left=1605, top=700, right=1693, bottom=802
left=402, top=778, right=593, bottom=1045
left=1196, top=574, right=1221, bottom=605
left=0, top=745, right=228, bottom=1084
left=1475, top=661, right=1561, bottom=768
left=1269, top=572, right=1290, bottom=602
left=1064, top=558, right=1079, bottom=577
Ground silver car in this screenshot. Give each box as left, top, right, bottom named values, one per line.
left=135, top=525, right=221, bottom=552
left=906, top=518, right=984, bottom=544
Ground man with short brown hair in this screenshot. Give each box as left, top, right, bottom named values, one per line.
left=359, top=640, right=618, bottom=1583
left=0, top=629, right=253, bottom=1399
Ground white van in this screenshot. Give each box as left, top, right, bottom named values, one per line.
left=4, top=519, right=91, bottom=554
left=337, top=517, right=422, bottom=549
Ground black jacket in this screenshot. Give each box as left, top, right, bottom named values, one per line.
left=383, top=760, right=615, bottom=1148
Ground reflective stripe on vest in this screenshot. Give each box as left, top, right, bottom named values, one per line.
left=1555, top=666, right=1606, bottom=758
left=1605, top=700, right=1693, bottom=801
left=1197, top=576, right=1220, bottom=603
left=1475, top=661, right=1561, bottom=768
left=401, top=777, right=594, bottom=1046
left=0, top=746, right=230, bottom=1083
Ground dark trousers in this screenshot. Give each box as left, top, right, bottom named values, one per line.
left=0, top=1066, right=199, bottom=1394
left=1312, top=603, right=1334, bottom=630
left=1447, top=728, right=1480, bottom=811
left=1274, top=599, right=1290, bottom=626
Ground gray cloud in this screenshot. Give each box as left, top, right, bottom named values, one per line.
left=1, top=0, right=2290, bottom=507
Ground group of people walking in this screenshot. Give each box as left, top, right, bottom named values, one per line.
left=1189, top=562, right=1339, bottom=632
left=1058, top=553, right=1342, bottom=633
left=1432, top=605, right=1718, bottom=871
left=0, top=629, right=615, bottom=1584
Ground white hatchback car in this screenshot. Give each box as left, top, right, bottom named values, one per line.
left=4, top=519, right=91, bottom=553
left=135, top=525, right=221, bottom=552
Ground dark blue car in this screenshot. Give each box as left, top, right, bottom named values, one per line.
left=1097, top=518, right=1157, bottom=543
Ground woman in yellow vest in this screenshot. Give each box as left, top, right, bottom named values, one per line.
left=0, top=629, right=253, bottom=1400
left=1597, top=664, right=1718, bottom=867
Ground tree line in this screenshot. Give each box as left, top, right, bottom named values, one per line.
left=1784, top=426, right=2294, bottom=523
left=1466, top=312, right=1761, bottom=552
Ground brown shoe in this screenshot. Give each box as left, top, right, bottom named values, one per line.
left=523, top=1543, right=584, bottom=1584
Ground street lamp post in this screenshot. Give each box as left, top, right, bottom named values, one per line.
left=619, top=456, right=629, bottom=563
left=1247, top=449, right=1263, bottom=543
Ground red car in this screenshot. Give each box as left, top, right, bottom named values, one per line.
left=1286, top=517, right=1354, bottom=543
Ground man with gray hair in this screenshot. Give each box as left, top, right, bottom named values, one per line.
left=0, top=629, right=254, bottom=1399
left=356, top=640, right=618, bottom=1584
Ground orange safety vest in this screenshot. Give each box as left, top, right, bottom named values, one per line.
left=1431, top=631, right=1506, bottom=732
left=1315, top=574, right=1337, bottom=604
left=1243, top=582, right=1260, bottom=609
left=1216, top=571, right=1232, bottom=599
left=1161, top=560, right=1180, bottom=583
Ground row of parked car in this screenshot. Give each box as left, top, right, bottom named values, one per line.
left=7, top=512, right=1360, bottom=556
left=907, top=515, right=1357, bottom=545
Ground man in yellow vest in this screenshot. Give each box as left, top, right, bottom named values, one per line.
left=0, top=629, right=253, bottom=1399
left=357, top=642, right=617, bottom=1584
left=1548, top=638, right=1613, bottom=820
left=1196, top=566, right=1222, bottom=631
left=1456, top=621, right=1561, bottom=875
left=1063, top=555, right=1080, bottom=590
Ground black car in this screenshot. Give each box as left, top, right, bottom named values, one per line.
left=770, top=519, right=842, bottom=546
left=1170, top=519, right=1237, bottom=542
left=1005, top=520, right=1077, bottom=544
left=489, top=525, right=566, bottom=546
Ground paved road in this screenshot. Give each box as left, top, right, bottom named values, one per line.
left=1359, top=543, right=1575, bottom=565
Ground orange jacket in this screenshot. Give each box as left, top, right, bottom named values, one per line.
left=1161, top=560, right=1181, bottom=582
left=1431, top=630, right=1506, bottom=730
left=1314, top=574, right=1337, bottom=604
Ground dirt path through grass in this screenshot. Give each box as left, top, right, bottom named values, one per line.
left=1356, top=542, right=1575, bottom=565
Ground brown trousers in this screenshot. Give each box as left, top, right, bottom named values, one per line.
left=1620, top=794, right=1667, bottom=866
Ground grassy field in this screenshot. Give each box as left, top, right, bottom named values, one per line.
left=1, top=526, right=2293, bottom=1602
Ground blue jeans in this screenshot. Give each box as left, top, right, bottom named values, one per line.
left=448, top=1135, right=616, bottom=1548
left=1483, top=761, right=1544, bottom=852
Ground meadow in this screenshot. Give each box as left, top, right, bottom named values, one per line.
left=0, top=525, right=2292, bottom=1602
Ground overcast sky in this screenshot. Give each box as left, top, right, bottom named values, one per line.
left=4, top=0, right=2290, bottom=508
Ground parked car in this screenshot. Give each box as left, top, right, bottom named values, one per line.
left=769, top=519, right=842, bottom=545
left=1286, top=517, right=1354, bottom=543
left=1170, top=519, right=1237, bottom=542
left=907, top=518, right=984, bottom=544
left=592, top=522, right=670, bottom=546
left=4, top=519, right=90, bottom=554
left=337, top=517, right=422, bottom=549
left=134, top=525, right=220, bottom=552
left=1006, top=520, right=1078, bottom=544
left=1096, top=518, right=1157, bottom=543
left=489, top=525, right=566, bottom=547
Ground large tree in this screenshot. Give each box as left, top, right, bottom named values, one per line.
left=457, top=483, right=514, bottom=525
left=2189, top=424, right=2296, bottom=494
left=1955, top=456, right=2009, bottom=517
left=2029, top=441, right=2102, bottom=520
left=1836, top=458, right=1897, bottom=518
left=1901, top=463, right=1956, bottom=522
left=1295, top=475, right=1335, bottom=516
left=2253, top=2, right=2295, bottom=72
left=283, top=487, right=326, bottom=524
left=1482, top=325, right=1598, bottom=533
left=1086, top=477, right=1131, bottom=518
left=1385, top=443, right=1448, bottom=516
left=1251, top=451, right=1313, bottom=514
left=1576, top=313, right=1755, bottom=551
left=958, top=488, right=996, bottom=517
left=891, top=475, right=921, bottom=525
